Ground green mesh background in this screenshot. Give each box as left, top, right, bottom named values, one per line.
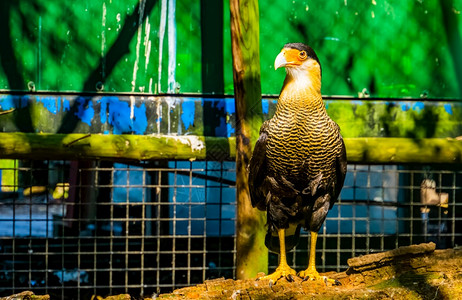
left=0, top=0, right=461, bottom=98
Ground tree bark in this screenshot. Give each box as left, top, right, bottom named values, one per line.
left=230, top=0, right=267, bottom=279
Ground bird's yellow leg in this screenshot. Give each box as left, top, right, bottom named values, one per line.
left=298, top=231, right=340, bottom=285
left=257, top=228, right=296, bottom=283
left=298, top=231, right=320, bottom=279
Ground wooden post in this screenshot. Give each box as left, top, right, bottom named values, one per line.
left=230, top=0, right=268, bottom=279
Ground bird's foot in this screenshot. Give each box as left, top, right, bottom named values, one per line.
left=298, top=268, right=341, bottom=286
left=256, top=264, right=297, bottom=285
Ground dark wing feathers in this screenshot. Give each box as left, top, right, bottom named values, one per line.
left=331, top=137, right=347, bottom=208
left=248, top=121, right=269, bottom=211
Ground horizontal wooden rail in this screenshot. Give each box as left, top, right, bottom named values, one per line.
left=345, top=137, right=462, bottom=164
left=0, top=133, right=235, bottom=161
left=0, top=133, right=461, bottom=164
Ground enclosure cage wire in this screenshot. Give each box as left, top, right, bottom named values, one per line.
left=0, top=159, right=461, bottom=299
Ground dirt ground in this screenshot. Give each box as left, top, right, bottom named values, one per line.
left=4, top=242, right=462, bottom=300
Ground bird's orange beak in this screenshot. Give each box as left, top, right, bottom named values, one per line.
left=274, top=49, right=303, bottom=70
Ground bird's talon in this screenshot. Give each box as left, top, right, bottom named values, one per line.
left=286, top=274, right=294, bottom=282
left=302, top=276, right=310, bottom=282
left=334, top=279, right=341, bottom=286
left=269, top=280, right=275, bottom=291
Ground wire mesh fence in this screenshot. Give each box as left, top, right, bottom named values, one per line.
left=0, top=159, right=461, bottom=299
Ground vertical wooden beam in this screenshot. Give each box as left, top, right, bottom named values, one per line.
left=230, top=0, right=267, bottom=279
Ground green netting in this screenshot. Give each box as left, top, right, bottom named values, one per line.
left=0, top=0, right=460, bottom=98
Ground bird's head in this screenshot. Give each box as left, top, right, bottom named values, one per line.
left=274, top=43, right=322, bottom=91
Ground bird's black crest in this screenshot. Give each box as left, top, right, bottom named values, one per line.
left=284, top=43, right=321, bottom=66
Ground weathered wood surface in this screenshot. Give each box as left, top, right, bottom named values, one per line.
left=6, top=243, right=462, bottom=299
left=1, top=133, right=462, bottom=164
left=230, top=0, right=267, bottom=279
left=0, top=291, right=50, bottom=300
left=0, top=133, right=235, bottom=161
left=150, top=243, right=462, bottom=300
left=347, top=242, right=436, bottom=269
left=345, top=137, right=462, bottom=163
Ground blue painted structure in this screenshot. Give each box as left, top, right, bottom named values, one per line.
left=1, top=93, right=461, bottom=138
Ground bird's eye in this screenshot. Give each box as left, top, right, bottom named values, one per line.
left=298, top=51, right=307, bottom=60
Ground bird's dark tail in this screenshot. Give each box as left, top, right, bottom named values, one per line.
left=265, top=224, right=301, bottom=254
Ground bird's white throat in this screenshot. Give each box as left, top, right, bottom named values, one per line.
left=285, top=66, right=321, bottom=94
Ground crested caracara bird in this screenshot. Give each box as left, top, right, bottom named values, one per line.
left=248, top=43, right=347, bottom=284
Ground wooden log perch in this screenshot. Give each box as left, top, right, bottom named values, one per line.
left=150, top=243, right=462, bottom=300
left=0, top=291, right=50, bottom=300
left=347, top=242, right=436, bottom=270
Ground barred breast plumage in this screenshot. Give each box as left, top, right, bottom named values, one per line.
left=266, top=86, right=342, bottom=195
